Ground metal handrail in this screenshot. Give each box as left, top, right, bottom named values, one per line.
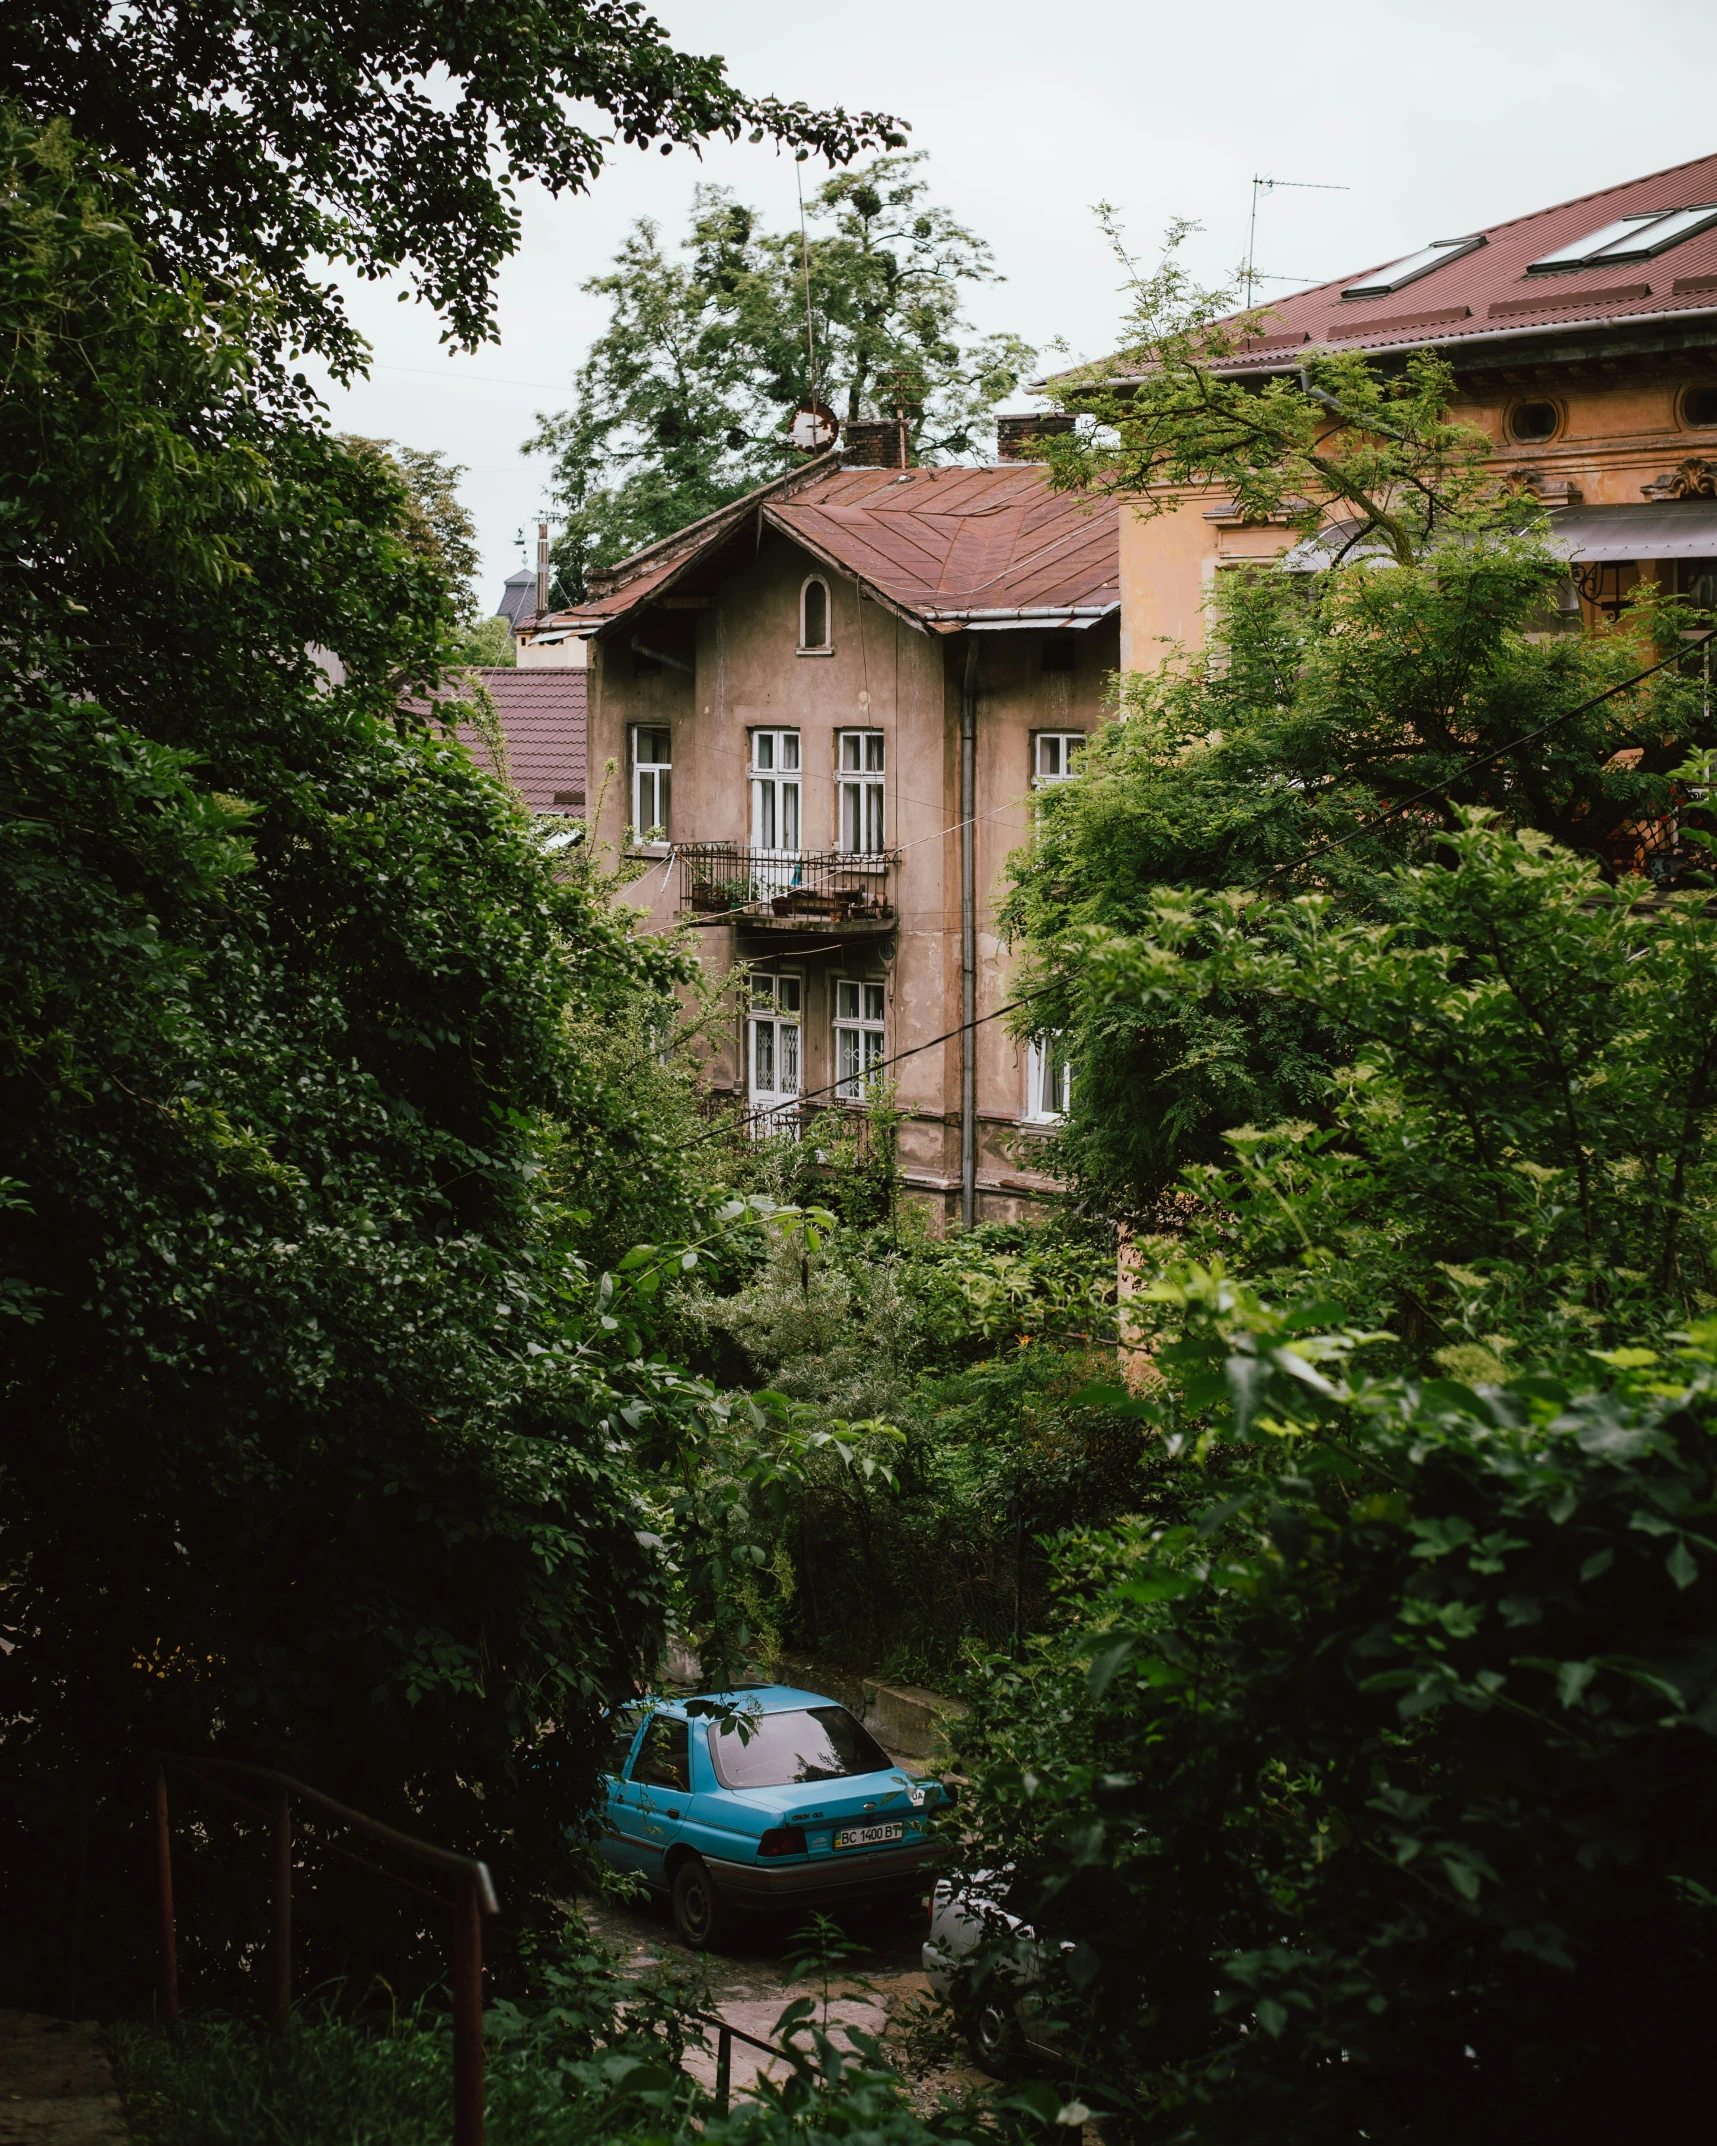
left=675, top=843, right=899, bottom=927
left=681, top=2006, right=795, bottom=2116
left=151, top=1751, right=499, bottom=2146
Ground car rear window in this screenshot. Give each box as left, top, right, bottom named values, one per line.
left=705, top=1705, right=891, bottom=1789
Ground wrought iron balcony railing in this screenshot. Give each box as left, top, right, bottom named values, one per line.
left=676, top=844, right=898, bottom=932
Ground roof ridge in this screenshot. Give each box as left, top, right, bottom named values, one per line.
left=579, top=448, right=842, bottom=603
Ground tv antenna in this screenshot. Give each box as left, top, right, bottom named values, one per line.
left=1243, top=176, right=1349, bottom=306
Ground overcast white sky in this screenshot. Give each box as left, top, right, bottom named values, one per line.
left=310, top=0, right=1717, bottom=605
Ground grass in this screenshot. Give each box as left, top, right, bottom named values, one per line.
left=107, top=1920, right=998, bottom=2146
left=111, top=1996, right=692, bottom=2146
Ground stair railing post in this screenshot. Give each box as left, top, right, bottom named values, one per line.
left=450, top=1872, right=485, bottom=2146
left=716, top=2024, right=732, bottom=2114
left=271, top=1787, right=292, bottom=2032
left=152, top=1761, right=180, bottom=2034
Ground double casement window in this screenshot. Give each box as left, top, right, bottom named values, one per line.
left=836, top=731, right=886, bottom=853
left=833, top=979, right=886, bottom=1101
left=1025, top=1034, right=1072, bottom=1123
left=748, top=971, right=802, bottom=1133
left=750, top=729, right=801, bottom=852
left=1033, top=732, right=1084, bottom=786
left=631, top=725, right=672, bottom=838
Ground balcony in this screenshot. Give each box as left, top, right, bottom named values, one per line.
left=676, top=844, right=899, bottom=935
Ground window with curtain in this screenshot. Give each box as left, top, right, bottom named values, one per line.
left=747, top=970, right=802, bottom=1135
left=1033, top=732, right=1085, bottom=786
left=833, top=979, right=886, bottom=1101
left=631, top=726, right=671, bottom=838
left=750, top=729, right=802, bottom=851
left=1025, top=1034, right=1071, bottom=1122
left=837, top=730, right=885, bottom=852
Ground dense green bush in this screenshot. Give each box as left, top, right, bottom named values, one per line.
left=950, top=1280, right=1717, bottom=2141
left=112, top=1924, right=1011, bottom=2146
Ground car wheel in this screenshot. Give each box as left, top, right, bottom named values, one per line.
left=964, top=1998, right=1025, bottom=2077
left=671, top=1857, right=728, bottom=1950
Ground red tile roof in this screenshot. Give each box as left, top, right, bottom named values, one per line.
left=407, top=666, right=587, bottom=814
left=552, top=462, right=1118, bottom=634
left=1104, top=149, right=1717, bottom=374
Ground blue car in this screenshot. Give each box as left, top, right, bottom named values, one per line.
left=594, top=1683, right=953, bottom=1947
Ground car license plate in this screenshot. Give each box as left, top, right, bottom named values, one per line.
left=834, top=1821, right=904, bottom=1849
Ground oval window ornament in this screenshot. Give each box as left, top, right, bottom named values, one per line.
left=789, top=401, right=839, bottom=452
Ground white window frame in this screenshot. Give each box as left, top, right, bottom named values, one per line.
left=836, top=730, right=886, bottom=854
left=833, top=978, right=886, bottom=1102
left=798, top=576, right=834, bottom=655
left=630, top=725, right=672, bottom=840
left=749, top=729, right=802, bottom=854
left=1025, top=1034, right=1071, bottom=1123
left=1033, top=732, right=1085, bottom=787
left=747, top=970, right=802, bottom=1135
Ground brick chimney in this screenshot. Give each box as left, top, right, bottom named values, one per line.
left=996, top=412, right=1076, bottom=462
left=841, top=419, right=910, bottom=469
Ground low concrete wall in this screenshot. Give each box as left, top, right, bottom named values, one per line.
left=776, top=1655, right=965, bottom=1762
left=856, top=1677, right=967, bottom=1761
left=661, top=1644, right=966, bottom=1763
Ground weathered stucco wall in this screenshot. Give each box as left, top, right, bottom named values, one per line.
left=1118, top=358, right=1717, bottom=661
left=587, top=524, right=1118, bottom=1222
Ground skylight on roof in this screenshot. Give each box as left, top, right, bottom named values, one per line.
left=1528, top=203, right=1717, bottom=273
left=1342, top=234, right=1484, bottom=300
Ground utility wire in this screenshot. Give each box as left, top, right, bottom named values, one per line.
left=684, top=977, right=1063, bottom=1150
left=688, top=623, right=1717, bottom=1150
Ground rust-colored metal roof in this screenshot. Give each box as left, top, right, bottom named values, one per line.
left=766, top=466, right=1118, bottom=627
left=407, top=666, right=587, bottom=813
left=552, top=463, right=1118, bottom=635
left=1095, top=149, right=1717, bottom=377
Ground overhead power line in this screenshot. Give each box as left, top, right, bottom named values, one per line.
left=685, top=623, right=1717, bottom=1151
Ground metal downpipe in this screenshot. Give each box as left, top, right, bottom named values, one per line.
left=960, top=639, right=978, bottom=1231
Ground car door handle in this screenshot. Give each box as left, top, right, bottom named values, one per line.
left=664, top=1808, right=680, bottom=1818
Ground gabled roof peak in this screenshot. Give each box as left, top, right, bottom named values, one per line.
left=555, top=462, right=1118, bottom=636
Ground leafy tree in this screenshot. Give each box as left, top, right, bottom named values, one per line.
left=452, top=613, right=520, bottom=666
left=0, top=108, right=730, bottom=2004
left=1041, top=216, right=1495, bottom=564
left=1090, top=816, right=1717, bottom=1357
left=341, top=435, right=483, bottom=619
left=1010, top=223, right=1717, bottom=1219
left=948, top=826, right=1717, bottom=2137
left=949, top=1274, right=1717, bottom=2144
left=4, top=0, right=906, bottom=369
left=1006, top=542, right=1715, bottom=1214
left=530, top=155, right=1035, bottom=595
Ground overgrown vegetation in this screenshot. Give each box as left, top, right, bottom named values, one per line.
left=9, top=39, right=1717, bottom=2144
left=113, top=1920, right=1017, bottom=2146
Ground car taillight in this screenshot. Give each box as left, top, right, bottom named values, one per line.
left=758, top=1826, right=808, bottom=1858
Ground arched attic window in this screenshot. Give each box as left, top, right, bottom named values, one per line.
left=799, top=576, right=833, bottom=653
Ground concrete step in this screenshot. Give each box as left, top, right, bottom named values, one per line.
left=0, top=2013, right=127, bottom=2146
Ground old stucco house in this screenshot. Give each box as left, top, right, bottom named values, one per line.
left=497, top=150, right=1717, bottom=1226
left=522, top=423, right=1117, bottom=1225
